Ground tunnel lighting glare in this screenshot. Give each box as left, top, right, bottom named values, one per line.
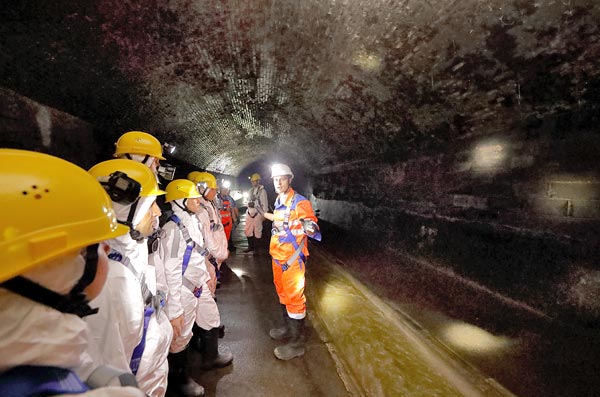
left=222, top=179, right=231, bottom=189
left=231, top=267, right=246, bottom=278
left=242, top=192, right=249, bottom=199
left=473, top=142, right=505, bottom=168
left=163, top=142, right=176, bottom=155
left=231, top=190, right=243, bottom=201
left=353, top=52, right=382, bottom=71
left=442, top=322, right=513, bottom=354
left=319, top=282, right=352, bottom=315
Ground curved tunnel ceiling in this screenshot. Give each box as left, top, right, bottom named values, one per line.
left=1, top=1, right=599, bottom=175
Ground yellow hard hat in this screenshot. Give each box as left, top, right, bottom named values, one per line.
left=89, top=159, right=165, bottom=198
left=114, top=131, right=166, bottom=160
left=188, top=171, right=217, bottom=189
left=0, top=149, right=129, bottom=283
left=250, top=173, right=261, bottom=182
left=165, top=179, right=201, bottom=202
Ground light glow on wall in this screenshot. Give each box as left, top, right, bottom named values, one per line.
left=473, top=142, right=506, bottom=169
left=442, top=322, right=513, bottom=354
left=352, top=52, right=382, bottom=71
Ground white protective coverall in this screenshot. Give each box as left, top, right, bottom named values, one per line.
left=85, top=199, right=173, bottom=397
left=85, top=254, right=144, bottom=371
left=197, top=196, right=229, bottom=263
left=87, top=234, right=172, bottom=397
left=244, top=184, right=268, bottom=238
left=0, top=254, right=145, bottom=397
left=158, top=202, right=218, bottom=352
left=196, top=196, right=228, bottom=319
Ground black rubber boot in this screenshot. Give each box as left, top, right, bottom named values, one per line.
left=191, top=323, right=203, bottom=353
left=167, top=349, right=205, bottom=396
left=269, top=304, right=291, bottom=340
left=274, top=318, right=306, bottom=361
left=253, top=236, right=261, bottom=256
left=243, top=236, right=254, bottom=253
left=198, top=327, right=233, bottom=370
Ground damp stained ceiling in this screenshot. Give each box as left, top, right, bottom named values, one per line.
left=1, top=0, right=599, bottom=175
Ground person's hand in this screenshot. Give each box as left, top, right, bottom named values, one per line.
left=206, top=261, right=217, bottom=295
left=170, top=315, right=184, bottom=339
left=207, top=277, right=217, bottom=296
left=263, top=212, right=274, bottom=221
left=247, top=201, right=255, bottom=208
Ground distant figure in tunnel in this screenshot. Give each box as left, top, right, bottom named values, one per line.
left=218, top=181, right=239, bottom=252
left=0, top=149, right=145, bottom=397
left=244, top=172, right=268, bottom=254
left=263, top=163, right=321, bottom=360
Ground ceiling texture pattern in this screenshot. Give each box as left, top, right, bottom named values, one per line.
left=1, top=0, right=599, bottom=174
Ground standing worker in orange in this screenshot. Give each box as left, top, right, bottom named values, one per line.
left=263, top=164, right=321, bottom=360
left=217, top=181, right=237, bottom=250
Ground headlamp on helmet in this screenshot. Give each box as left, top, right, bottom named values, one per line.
left=97, top=171, right=141, bottom=205
left=196, top=181, right=209, bottom=195
left=163, top=142, right=176, bottom=155
left=157, top=163, right=176, bottom=181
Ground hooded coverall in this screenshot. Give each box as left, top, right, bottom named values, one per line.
left=86, top=234, right=173, bottom=397
left=158, top=204, right=218, bottom=352
left=196, top=196, right=229, bottom=294
left=270, top=188, right=319, bottom=319
left=0, top=255, right=145, bottom=397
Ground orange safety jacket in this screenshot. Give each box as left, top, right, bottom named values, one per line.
left=219, top=196, right=232, bottom=227
left=269, top=188, right=319, bottom=264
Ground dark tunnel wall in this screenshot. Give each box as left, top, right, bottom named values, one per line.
left=311, top=108, right=600, bottom=324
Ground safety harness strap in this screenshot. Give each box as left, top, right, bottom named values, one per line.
left=0, top=365, right=89, bottom=396
left=169, top=214, right=208, bottom=298
left=272, top=193, right=308, bottom=271
left=129, top=306, right=154, bottom=375
left=108, top=250, right=153, bottom=306
left=274, top=237, right=306, bottom=272
left=199, top=202, right=223, bottom=232
left=107, top=250, right=164, bottom=374
left=169, top=214, right=210, bottom=272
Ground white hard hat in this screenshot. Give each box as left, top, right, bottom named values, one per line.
left=271, top=163, right=294, bottom=179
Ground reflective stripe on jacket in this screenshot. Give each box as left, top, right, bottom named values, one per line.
left=269, top=188, right=318, bottom=261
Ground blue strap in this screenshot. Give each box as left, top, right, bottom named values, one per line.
left=182, top=245, right=193, bottom=275
left=130, top=306, right=155, bottom=375
left=0, top=365, right=89, bottom=396
left=169, top=215, right=194, bottom=275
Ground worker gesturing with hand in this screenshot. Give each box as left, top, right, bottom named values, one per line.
left=263, top=163, right=321, bottom=361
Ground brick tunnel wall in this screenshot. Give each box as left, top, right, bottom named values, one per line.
left=311, top=112, right=600, bottom=325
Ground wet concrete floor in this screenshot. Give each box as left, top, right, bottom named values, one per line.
left=172, top=215, right=600, bottom=397
left=181, top=219, right=351, bottom=397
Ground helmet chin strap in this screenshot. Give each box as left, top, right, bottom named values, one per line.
left=0, top=244, right=100, bottom=318
left=117, top=198, right=144, bottom=241
left=174, top=198, right=194, bottom=214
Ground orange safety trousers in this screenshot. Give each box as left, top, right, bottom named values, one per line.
left=272, top=257, right=306, bottom=319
